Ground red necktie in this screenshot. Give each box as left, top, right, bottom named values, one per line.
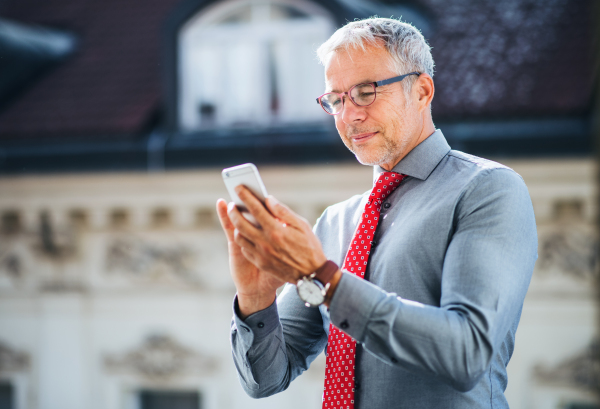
left=322, top=172, right=406, bottom=409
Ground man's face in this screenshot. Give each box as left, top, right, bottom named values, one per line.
left=324, top=43, right=422, bottom=170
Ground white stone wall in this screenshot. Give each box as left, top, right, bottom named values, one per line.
left=502, top=159, right=599, bottom=409
left=0, top=159, right=596, bottom=409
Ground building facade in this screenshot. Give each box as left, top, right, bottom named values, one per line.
left=0, top=0, right=597, bottom=408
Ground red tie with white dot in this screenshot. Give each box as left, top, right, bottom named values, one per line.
left=322, top=171, right=406, bottom=409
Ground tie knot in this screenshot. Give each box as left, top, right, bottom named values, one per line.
left=369, top=172, right=405, bottom=203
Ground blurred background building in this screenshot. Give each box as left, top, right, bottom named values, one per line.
left=0, top=0, right=598, bottom=408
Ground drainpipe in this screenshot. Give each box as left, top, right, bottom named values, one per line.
left=147, top=130, right=170, bottom=172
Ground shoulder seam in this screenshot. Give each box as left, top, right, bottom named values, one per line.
left=447, top=150, right=510, bottom=170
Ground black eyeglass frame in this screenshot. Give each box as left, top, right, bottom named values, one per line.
left=316, top=71, right=421, bottom=115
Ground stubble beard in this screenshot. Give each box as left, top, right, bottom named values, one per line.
left=343, top=128, right=412, bottom=168
left=342, top=99, right=419, bottom=168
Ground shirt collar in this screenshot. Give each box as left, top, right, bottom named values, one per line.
left=373, top=129, right=450, bottom=183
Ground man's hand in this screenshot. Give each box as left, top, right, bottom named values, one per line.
left=228, top=185, right=328, bottom=284
left=216, top=198, right=285, bottom=319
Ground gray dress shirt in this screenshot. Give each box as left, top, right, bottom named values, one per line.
left=230, top=130, right=538, bottom=408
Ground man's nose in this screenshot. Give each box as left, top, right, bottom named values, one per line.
left=341, top=97, right=367, bottom=124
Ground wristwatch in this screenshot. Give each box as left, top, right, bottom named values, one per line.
left=296, top=260, right=339, bottom=307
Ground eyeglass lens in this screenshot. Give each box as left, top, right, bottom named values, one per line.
left=320, top=83, right=376, bottom=114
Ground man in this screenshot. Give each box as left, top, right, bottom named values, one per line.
left=216, top=18, right=537, bottom=408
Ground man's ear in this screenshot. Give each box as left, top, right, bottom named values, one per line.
left=415, top=74, right=434, bottom=111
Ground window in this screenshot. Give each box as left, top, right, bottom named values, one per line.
left=139, top=390, right=201, bottom=409
left=178, top=0, right=334, bottom=132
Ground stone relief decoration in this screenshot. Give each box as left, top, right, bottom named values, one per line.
left=0, top=211, right=84, bottom=292
left=533, top=338, right=600, bottom=394
left=105, top=235, right=200, bottom=285
left=0, top=245, right=23, bottom=286
left=104, top=335, right=217, bottom=379
left=537, top=227, right=599, bottom=281
left=32, top=211, right=85, bottom=291
left=0, top=341, right=30, bottom=372
left=31, top=211, right=78, bottom=262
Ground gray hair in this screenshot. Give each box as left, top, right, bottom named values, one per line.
left=317, top=17, right=434, bottom=95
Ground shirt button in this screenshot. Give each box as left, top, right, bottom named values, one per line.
left=257, top=322, right=265, bottom=329
left=340, top=320, right=349, bottom=329
left=383, top=202, right=391, bottom=209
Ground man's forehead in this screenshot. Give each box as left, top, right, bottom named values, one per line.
left=324, top=45, right=392, bottom=91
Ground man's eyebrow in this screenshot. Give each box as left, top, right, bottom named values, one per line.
left=325, top=79, right=376, bottom=93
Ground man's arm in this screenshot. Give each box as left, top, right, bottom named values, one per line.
left=326, top=168, right=537, bottom=391
left=230, top=285, right=328, bottom=398
left=219, top=193, right=329, bottom=398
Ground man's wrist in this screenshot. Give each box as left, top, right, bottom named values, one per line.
left=323, top=269, right=342, bottom=307
left=237, top=292, right=276, bottom=320
left=313, top=260, right=339, bottom=286
left=296, top=260, right=340, bottom=308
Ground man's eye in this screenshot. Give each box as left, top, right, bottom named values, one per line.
left=330, top=98, right=342, bottom=106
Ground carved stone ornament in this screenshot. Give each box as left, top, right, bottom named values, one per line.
left=105, top=235, right=198, bottom=284
left=0, top=250, right=23, bottom=282
left=32, top=211, right=77, bottom=261
left=537, top=227, right=599, bottom=280
left=0, top=341, right=30, bottom=372
left=104, top=335, right=216, bottom=379
left=534, top=338, right=600, bottom=393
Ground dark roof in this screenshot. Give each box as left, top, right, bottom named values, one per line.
left=0, top=0, right=181, bottom=139
left=0, top=0, right=595, bottom=172
left=0, top=19, right=77, bottom=112
left=422, top=0, right=594, bottom=120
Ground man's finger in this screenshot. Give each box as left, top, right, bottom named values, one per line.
left=227, top=200, right=263, bottom=242
left=235, top=186, right=277, bottom=230
left=233, top=228, right=256, bottom=252
left=265, top=195, right=304, bottom=228
left=216, top=199, right=235, bottom=242
left=240, top=246, right=259, bottom=266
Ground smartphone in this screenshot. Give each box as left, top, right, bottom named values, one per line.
left=222, top=163, right=268, bottom=226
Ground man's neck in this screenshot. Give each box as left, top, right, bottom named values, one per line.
left=380, top=119, right=436, bottom=171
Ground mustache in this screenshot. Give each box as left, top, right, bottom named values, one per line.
left=345, top=128, right=379, bottom=138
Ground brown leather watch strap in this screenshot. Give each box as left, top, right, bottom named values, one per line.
left=314, top=260, right=339, bottom=285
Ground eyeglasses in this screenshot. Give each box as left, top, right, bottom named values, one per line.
left=316, top=72, right=421, bottom=115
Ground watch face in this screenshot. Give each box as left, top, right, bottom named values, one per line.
left=297, top=279, right=325, bottom=307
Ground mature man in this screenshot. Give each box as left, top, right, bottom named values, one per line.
left=216, top=18, right=537, bottom=408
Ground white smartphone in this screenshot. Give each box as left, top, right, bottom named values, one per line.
left=222, top=163, right=268, bottom=226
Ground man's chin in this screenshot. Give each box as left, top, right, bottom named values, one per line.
left=354, top=150, right=385, bottom=167
left=344, top=138, right=393, bottom=166
left=352, top=145, right=399, bottom=167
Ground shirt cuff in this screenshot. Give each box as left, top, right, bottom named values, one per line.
left=328, top=272, right=386, bottom=342
left=232, top=295, right=280, bottom=343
